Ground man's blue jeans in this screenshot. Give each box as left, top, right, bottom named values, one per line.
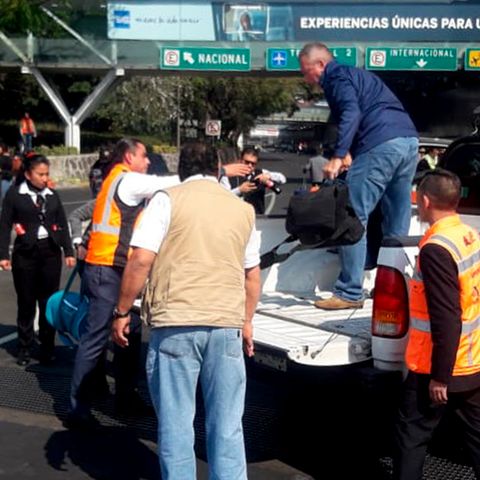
left=334, top=137, right=419, bottom=301
left=146, top=326, right=247, bottom=480
left=22, top=134, right=33, bottom=152
left=70, top=264, right=121, bottom=414
left=1, top=179, right=12, bottom=203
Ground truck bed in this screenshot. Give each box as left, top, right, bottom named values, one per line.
left=253, top=217, right=375, bottom=369
left=253, top=291, right=373, bottom=368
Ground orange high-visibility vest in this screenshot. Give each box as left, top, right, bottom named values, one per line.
left=85, top=163, right=143, bottom=268
left=20, top=118, right=35, bottom=134
left=406, top=214, right=480, bottom=376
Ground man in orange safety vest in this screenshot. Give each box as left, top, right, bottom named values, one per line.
left=393, top=169, right=480, bottom=480
left=19, top=112, right=37, bottom=152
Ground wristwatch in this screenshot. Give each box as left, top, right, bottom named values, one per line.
left=112, top=307, right=130, bottom=319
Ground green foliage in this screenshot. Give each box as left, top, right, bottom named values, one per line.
left=1, top=69, right=303, bottom=150
left=151, top=144, right=178, bottom=154
left=35, top=144, right=79, bottom=156
left=0, top=73, right=45, bottom=113
left=93, top=75, right=301, bottom=145
left=67, top=80, right=93, bottom=94
left=0, top=0, right=71, bottom=37
left=180, top=76, right=301, bottom=143
left=94, top=77, right=180, bottom=140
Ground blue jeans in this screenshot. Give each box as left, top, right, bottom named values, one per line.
left=146, top=326, right=247, bottom=480
left=70, top=264, right=122, bottom=413
left=22, top=134, right=33, bottom=152
left=1, top=179, right=12, bottom=203
left=334, top=137, right=419, bottom=301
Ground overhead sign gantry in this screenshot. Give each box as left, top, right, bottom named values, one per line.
left=2, top=0, right=480, bottom=152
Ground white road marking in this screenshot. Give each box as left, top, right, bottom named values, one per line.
left=0, top=332, right=17, bottom=346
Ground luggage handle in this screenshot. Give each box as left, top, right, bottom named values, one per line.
left=62, top=264, right=80, bottom=298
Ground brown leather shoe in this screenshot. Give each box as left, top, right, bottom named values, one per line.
left=314, top=295, right=364, bottom=310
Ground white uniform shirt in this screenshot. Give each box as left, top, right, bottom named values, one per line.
left=131, top=175, right=260, bottom=268
left=117, top=172, right=180, bottom=206
left=19, top=181, right=53, bottom=239
left=70, top=174, right=181, bottom=245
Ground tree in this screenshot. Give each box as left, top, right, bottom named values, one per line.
left=94, top=76, right=180, bottom=141
left=0, top=0, right=69, bottom=36
left=180, top=76, right=301, bottom=144
left=93, top=75, right=301, bottom=145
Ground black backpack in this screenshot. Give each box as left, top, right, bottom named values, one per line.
left=286, top=182, right=364, bottom=247
left=260, top=182, right=364, bottom=269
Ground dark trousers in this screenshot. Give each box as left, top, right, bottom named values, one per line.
left=12, top=239, right=62, bottom=352
left=70, top=263, right=141, bottom=414
left=393, top=372, right=480, bottom=480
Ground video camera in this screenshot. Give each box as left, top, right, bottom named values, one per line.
left=245, top=171, right=282, bottom=194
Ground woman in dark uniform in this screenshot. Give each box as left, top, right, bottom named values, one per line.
left=0, top=154, right=75, bottom=366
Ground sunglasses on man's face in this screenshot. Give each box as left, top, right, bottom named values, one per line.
left=243, top=160, right=257, bottom=166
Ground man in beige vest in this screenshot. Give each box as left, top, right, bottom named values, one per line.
left=112, top=142, right=261, bottom=480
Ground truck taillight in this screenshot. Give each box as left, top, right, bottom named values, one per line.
left=411, top=187, right=417, bottom=205
left=372, top=266, right=409, bottom=338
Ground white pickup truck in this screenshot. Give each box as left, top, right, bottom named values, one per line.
left=252, top=132, right=480, bottom=378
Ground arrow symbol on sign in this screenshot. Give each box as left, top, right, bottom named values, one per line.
left=416, top=59, right=427, bottom=68
left=183, top=52, right=195, bottom=64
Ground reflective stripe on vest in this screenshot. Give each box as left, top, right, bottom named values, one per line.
left=458, top=250, right=480, bottom=274
left=90, top=173, right=125, bottom=235
left=85, top=163, right=134, bottom=267
left=410, top=316, right=480, bottom=336
left=429, top=234, right=462, bottom=260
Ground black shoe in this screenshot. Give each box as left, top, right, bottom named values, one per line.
left=115, top=391, right=154, bottom=416
left=63, top=411, right=101, bottom=431
left=17, top=349, right=31, bottom=367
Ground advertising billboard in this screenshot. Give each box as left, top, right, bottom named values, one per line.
left=108, top=1, right=480, bottom=42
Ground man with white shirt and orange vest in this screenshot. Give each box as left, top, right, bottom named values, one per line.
left=65, top=138, right=180, bottom=429
left=393, top=169, right=480, bottom=480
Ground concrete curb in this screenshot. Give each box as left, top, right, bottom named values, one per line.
left=48, top=153, right=179, bottom=188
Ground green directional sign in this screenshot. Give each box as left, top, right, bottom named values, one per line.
left=366, top=47, right=457, bottom=71
left=331, top=47, right=357, bottom=67
left=160, top=47, right=250, bottom=71
left=266, top=47, right=357, bottom=71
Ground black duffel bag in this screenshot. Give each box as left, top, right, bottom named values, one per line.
left=285, top=181, right=364, bottom=247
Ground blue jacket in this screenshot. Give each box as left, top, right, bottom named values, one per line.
left=320, top=61, right=418, bottom=158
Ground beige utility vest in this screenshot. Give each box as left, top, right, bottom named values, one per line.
left=142, top=179, right=255, bottom=329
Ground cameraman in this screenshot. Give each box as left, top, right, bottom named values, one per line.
left=230, top=147, right=286, bottom=214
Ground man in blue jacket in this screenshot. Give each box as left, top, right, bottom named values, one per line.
left=300, top=42, right=418, bottom=310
